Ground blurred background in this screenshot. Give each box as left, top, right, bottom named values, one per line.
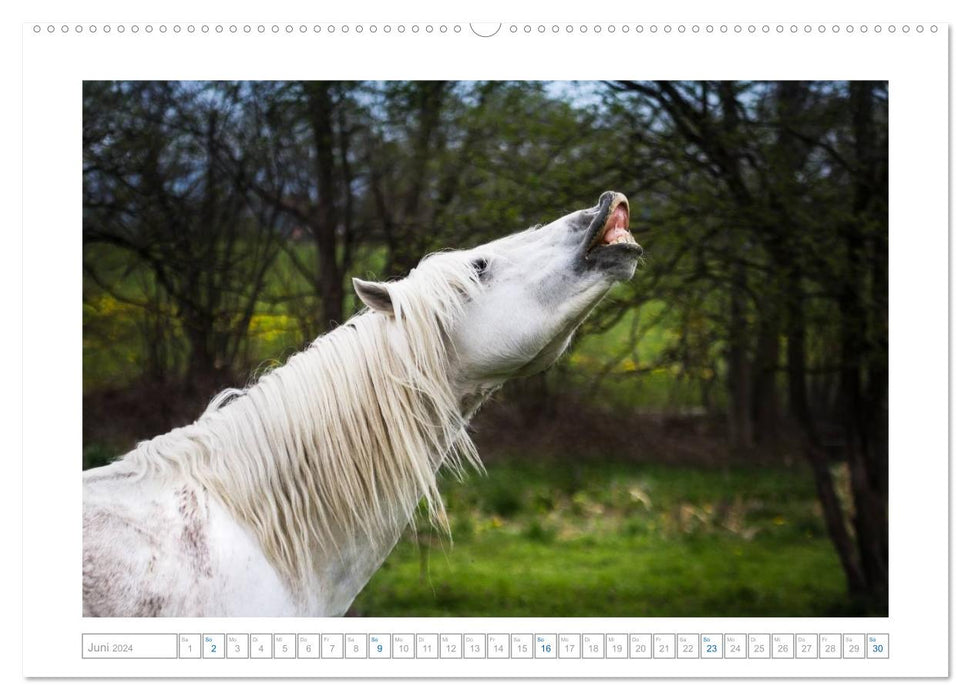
left=83, top=80, right=888, bottom=616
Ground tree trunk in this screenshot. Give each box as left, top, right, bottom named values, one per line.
left=386, top=82, right=449, bottom=277
left=304, top=82, right=345, bottom=330
left=836, top=81, right=888, bottom=613
left=727, top=260, right=753, bottom=448
left=751, top=306, right=780, bottom=444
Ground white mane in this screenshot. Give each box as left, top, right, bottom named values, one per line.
left=115, top=253, right=484, bottom=596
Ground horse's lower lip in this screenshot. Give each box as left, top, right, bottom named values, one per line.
left=587, top=240, right=644, bottom=259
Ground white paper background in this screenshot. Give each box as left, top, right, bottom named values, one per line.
left=8, top=0, right=964, bottom=696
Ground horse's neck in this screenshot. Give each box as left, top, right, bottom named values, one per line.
left=308, top=495, right=420, bottom=616
left=304, top=387, right=491, bottom=616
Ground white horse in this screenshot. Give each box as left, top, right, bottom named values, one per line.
left=83, top=192, right=641, bottom=616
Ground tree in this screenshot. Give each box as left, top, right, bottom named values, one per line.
left=602, top=80, right=888, bottom=611
left=83, top=81, right=284, bottom=389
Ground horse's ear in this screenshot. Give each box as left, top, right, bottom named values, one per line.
left=353, top=278, right=395, bottom=315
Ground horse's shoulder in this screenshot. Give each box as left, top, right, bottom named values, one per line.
left=81, top=466, right=297, bottom=616
left=82, top=470, right=224, bottom=616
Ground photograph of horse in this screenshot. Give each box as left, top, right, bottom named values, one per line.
left=82, top=81, right=888, bottom=617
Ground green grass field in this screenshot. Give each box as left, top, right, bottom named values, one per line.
left=350, top=458, right=852, bottom=617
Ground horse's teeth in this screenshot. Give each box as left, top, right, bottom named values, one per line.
left=599, top=229, right=636, bottom=247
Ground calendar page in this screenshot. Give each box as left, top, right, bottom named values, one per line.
left=19, top=0, right=949, bottom=681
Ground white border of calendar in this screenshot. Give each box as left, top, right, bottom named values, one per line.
left=20, top=12, right=948, bottom=679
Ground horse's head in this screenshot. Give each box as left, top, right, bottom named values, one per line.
left=353, top=191, right=642, bottom=398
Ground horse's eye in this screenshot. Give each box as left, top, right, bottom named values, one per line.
left=471, top=258, right=489, bottom=279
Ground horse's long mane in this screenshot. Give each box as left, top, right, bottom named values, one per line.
left=118, top=253, right=484, bottom=596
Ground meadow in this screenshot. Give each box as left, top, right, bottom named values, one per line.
left=351, top=458, right=851, bottom=617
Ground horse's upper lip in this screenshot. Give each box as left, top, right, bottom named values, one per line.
left=584, top=192, right=642, bottom=256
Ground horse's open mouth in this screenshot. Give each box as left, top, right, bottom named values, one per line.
left=585, top=193, right=642, bottom=257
